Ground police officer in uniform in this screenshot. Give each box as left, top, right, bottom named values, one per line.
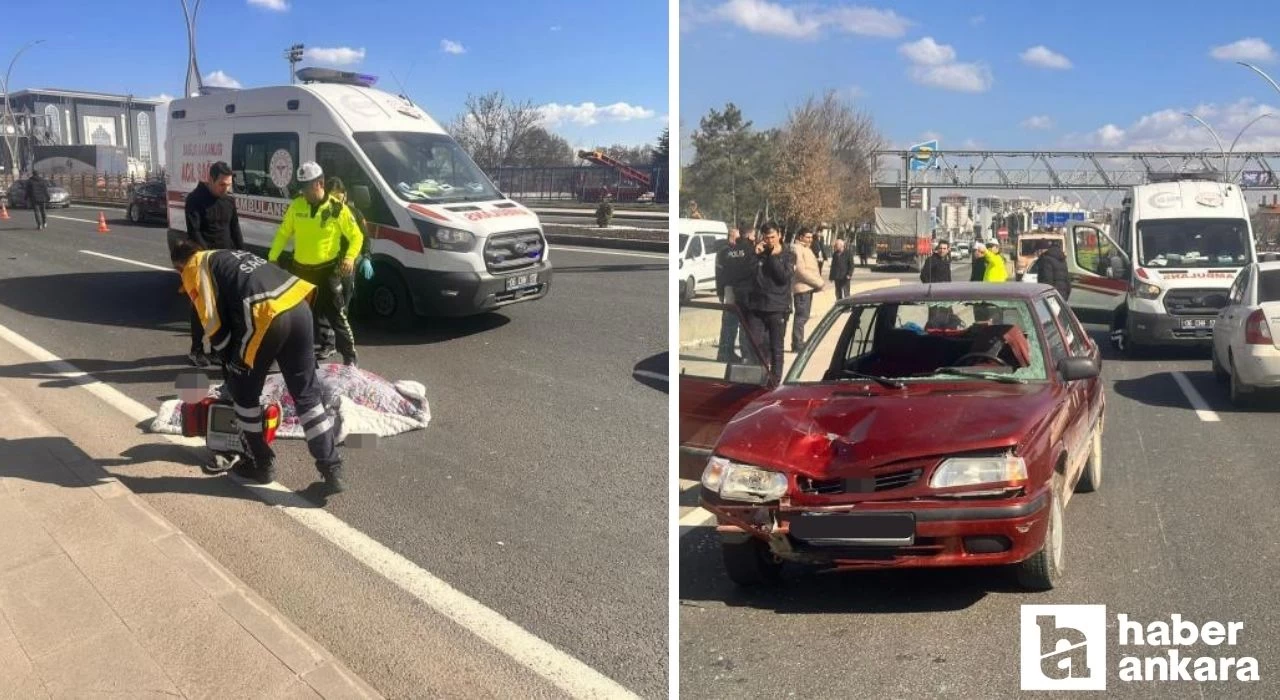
left=269, top=162, right=364, bottom=367
left=171, top=238, right=347, bottom=494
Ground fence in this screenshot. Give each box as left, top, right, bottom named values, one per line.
left=0, top=172, right=163, bottom=205
left=489, top=165, right=669, bottom=204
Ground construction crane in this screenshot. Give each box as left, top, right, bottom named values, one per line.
left=577, top=149, right=652, bottom=188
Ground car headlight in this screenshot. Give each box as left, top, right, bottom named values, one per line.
left=929, top=454, right=1027, bottom=490
left=1134, top=282, right=1161, bottom=300
left=413, top=219, right=476, bottom=252
left=701, top=456, right=789, bottom=503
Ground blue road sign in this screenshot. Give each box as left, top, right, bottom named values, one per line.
left=909, top=140, right=939, bottom=171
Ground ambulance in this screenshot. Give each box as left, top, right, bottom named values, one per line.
left=1058, top=174, right=1256, bottom=351
left=165, top=67, right=552, bottom=324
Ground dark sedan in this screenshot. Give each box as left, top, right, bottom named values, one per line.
left=126, top=181, right=169, bottom=224
left=680, top=282, right=1106, bottom=591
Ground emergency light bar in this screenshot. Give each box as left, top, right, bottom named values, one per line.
left=295, top=67, right=378, bottom=87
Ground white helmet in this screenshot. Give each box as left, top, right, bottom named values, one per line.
left=296, top=161, right=324, bottom=183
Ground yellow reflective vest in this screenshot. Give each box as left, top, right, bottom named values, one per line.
left=268, top=195, right=364, bottom=266
left=983, top=250, right=1008, bottom=282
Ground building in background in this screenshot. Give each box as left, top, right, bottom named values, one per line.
left=936, top=194, right=972, bottom=239
left=0, top=88, right=163, bottom=176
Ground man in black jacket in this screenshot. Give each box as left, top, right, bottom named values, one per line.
left=829, top=238, right=854, bottom=299
left=970, top=242, right=988, bottom=281
left=183, top=162, right=244, bottom=367
left=26, top=172, right=50, bottom=230
left=1031, top=241, right=1072, bottom=299
left=746, top=222, right=795, bottom=376
left=920, top=240, right=952, bottom=283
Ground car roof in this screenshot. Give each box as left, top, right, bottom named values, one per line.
left=836, top=282, right=1051, bottom=306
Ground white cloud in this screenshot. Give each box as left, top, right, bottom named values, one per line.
left=1095, top=124, right=1126, bottom=147
left=713, top=0, right=820, bottom=39
left=1021, top=115, right=1054, bottom=130
left=203, top=70, right=242, bottom=89
left=1021, top=45, right=1072, bottom=70
left=823, top=6, right=912, bottom=37
left=909, top=63, right=992, bottom=93
left=247, top=0, right=288, bottom=10
left=1210, top=37, right=1277, bottom=63
left=550, top=25, right=562, bottom=32
left=539, top=101, right=657, bottom=126
left=969, top=15, right=986, bottom=26
left=441, top=39, right=466, bottom=55
left=708, top=0, right=910, bottom=39
left=305, top=46, right=365, bottom=66
left=899, top=37, right=956, bottom=66
left=1074, top=98, right=1280, bottom=153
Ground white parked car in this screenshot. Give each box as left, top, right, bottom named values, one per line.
left=678, top=217, right=728, bottom=301
left=1211, top=261, right=1280, bottom=405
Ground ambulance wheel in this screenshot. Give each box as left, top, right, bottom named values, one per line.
left=367, top=265, right=416, bottom=330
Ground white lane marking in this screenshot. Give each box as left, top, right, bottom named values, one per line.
left=48, top=214, right=102, bottom=225
left=0, top=320, right=639, bottom=700
left=678, top=508, right=715, bottom=537
left=1171, top=371, right=1221, bottom=422
left=80, top=250, right=172, bottom=272
left=550, top=246, right=667, bottom=260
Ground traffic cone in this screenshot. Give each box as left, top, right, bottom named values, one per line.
left=97, top=211, right=110, bottom=233
left=0, top=200, right=9, bottom=220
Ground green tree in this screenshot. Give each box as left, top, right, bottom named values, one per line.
left=652, top=127, right=670, bottom=168
left=509, top=126, right=574, bottom=167
left=682, top=103, right=775, bottom=226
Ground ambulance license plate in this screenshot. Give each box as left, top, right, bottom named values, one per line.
left=506, top=273, right=538, bottom=291
left=1178, top=318, right=1214, bottom=330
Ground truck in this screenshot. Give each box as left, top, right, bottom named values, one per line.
left=872, top=207, right=931, bottom=269
left=1055, top=174, right=1256, bottom=352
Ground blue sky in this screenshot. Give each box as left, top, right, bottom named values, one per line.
left=681, top=0, right=1280, bottom=163
left=2, top=0, right=668, bottom=163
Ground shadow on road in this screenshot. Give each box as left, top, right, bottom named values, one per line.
left=0, top=355, right=194, bottom=388
left=553, top=263, right=668, bottom=274
left=632, top=351, right=668, bottom=394
left=351, top=312, right=511, bottom=346
left=0, top=271, right=189, bottom=332
left=679, top=531, right=1013, bottom=613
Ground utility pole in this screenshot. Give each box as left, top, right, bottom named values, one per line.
left=181, top=0, right=204, bottom=97
left=285, top=44, right=305, bottom=84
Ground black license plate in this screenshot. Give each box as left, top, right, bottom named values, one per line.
left=1178, top=318, right=1215, bottom=330
left=789, top=512, right=916, bottom=545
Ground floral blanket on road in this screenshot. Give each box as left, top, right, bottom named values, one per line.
left=150, top=363, right=430, bottom=442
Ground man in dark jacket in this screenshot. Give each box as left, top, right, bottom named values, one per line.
left=183, top=161, right=244, bottom=367
left=970, top=242, right=988, bottom=281
left=746, top=222, right=795, bottom=376
left=829, top=238, right=854, bottom=299
left=1031, top=241, right=1072, bottom=299
left=920, top=240, right=953, bottom=283
left=26, top=172, right=50, bottom=230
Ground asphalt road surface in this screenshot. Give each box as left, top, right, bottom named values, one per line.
left=679, top=313, right=1280, bottom=697
left=0, top=206, right=668, bottom=697
left=536, top=209, right=669, bottom=234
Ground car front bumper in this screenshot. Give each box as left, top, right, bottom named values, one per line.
left=702, top=487, right=1051, bottom=569
left=401, top=260, right=553, bottom=317
left=1129, top=310, right=1216, bottom=345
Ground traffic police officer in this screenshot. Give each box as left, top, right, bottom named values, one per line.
left=268, top=162, right=364, bottom=367
left=171, top=238, right=348, bottom=494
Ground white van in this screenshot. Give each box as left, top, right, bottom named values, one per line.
left=1059, top=176, right=1256, bottom=350
left=165, top=68, right=551, bottom=324
left=678, top=217, right=729, bottom=301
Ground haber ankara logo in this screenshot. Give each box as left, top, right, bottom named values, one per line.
left=1021, top=605, right=1107, bottom=690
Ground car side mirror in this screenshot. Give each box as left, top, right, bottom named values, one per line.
left=351, top=185, right=373, bottom=210
left=727, top=363, right=768, bottom=385
left=1058, top=356, right=1099, bottom=381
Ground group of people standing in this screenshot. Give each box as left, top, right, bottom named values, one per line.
left=714, top=222, right=857, bottom=376
left=919, top=237, right=1072, bottom=299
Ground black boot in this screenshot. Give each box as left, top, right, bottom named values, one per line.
left=319, top=463, right=347, bottom=494
left=231, top=455, right=276, bottom=484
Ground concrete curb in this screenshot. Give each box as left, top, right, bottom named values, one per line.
left=545, top=233, right=668, bottom=253
left=12, top=401, right=384, bottom=699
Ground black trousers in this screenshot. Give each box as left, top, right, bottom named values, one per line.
left=224, top=303, right=341, bottom=473
left=835, top=280, right=850, bottom=300
left=189, top=307, right=204, bottom=353
left=791, top=292, right=814, bottom=351
left=31, top=203, right=46, bottom=228
left=291, top=259, right=357, bottom=362
left=747, top=310, right=787, bottom=378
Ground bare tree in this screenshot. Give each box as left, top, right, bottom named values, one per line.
left=774, top=101, right=840, bottom=233
left=794, top=90, right=884, bottom=227
left=447, top=91, right=545, bottom=171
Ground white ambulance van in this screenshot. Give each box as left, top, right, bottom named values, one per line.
left=1058, top=174, right=1256, bottom=351
left=165, top=68, right=551, bottom=324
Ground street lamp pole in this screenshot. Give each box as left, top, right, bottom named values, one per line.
left=1183, top=112, right=1228, bottom=178
left=2, top=39, right=45, bottom=176
left=1228, top=112, right=1278, bottom=180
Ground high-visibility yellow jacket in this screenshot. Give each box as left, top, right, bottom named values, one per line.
left=182, top=249, right=315, bottom=368
left=268, top=195, right=364, bottom=266
left=983, top=250, right=1008, bottom=282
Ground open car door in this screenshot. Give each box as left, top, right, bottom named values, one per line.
left=1063, top=221, right=1131, bottom=322
left=678, top=300, right=776, bottom=481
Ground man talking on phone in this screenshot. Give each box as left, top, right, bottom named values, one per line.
left=745, top=222, right=796, bottom=376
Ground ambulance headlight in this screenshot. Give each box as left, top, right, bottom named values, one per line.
left=1134, top=282, right=1162, bottom=300
left=414, top=220, right=476, bottom=252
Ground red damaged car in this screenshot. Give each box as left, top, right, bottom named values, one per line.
left=679, top=282, right=1106, bottom=591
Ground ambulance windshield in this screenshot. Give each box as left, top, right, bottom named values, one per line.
left=1137, top=218, right=1251, bottom=268
left=354, top=132, right=501, bottom=204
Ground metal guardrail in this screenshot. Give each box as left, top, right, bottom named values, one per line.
left=0, top=173, right=158, bottom=204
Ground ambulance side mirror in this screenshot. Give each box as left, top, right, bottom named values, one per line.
left=351, top=185, right=372, bottom=210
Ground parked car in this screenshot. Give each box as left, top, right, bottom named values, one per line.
left=680, top=282, right=1105, bottom=591
left=678, top=217, right=729, bottom=302
left=126, top=181, right=169, bottom=224
left=1212, top=260, right=1280, bottom=405
left=7, top=179, right=71, bottom=209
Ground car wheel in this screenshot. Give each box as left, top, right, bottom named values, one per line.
left=1015, top=475, right=1064, bottom=591
left=683, top=276, right=696, bottom=302
left=1076, top=419, right=1103, bottom=493
left=1229, top=355, right=1253, bottom=408
left=365, top=264, right=417, bottom=331
left=720, top=538, right=783, bottom=587
left=127, top=204, right=139, bottom=223
left=1212, top=346, right=1229, bottom=383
